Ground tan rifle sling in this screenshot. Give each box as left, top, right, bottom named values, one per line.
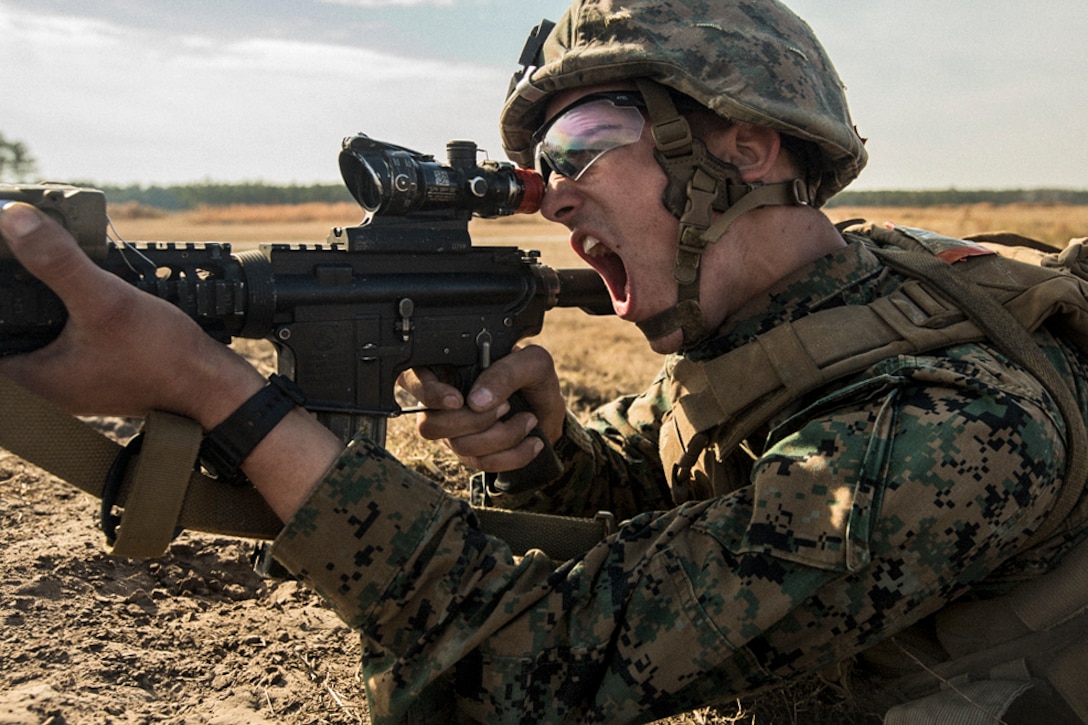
left=663, top=223, right=1088, bottom=549
left=0, top=373, right=612, bottom=561
left=0, top=375, right=283, bottom=557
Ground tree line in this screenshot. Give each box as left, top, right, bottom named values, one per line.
left=3, top=132, right=1085, bottom=209
left=8, top=178, right=1088, bottom=212
left=0, top=133, right=37, bottom=181
left=88, top=181, right=355, bottom=210
left=67, top=182, right=1088, bottom=211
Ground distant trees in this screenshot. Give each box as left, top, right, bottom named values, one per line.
left=2, top=132, right=1082, bottom=210
left=93, top=182, right=354, bottom=210
left=85, top=183, right=1088, bottom=211
left=0, top=133, right=37, bottom=181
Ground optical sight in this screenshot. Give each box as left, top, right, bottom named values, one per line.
left=339, top=134, right=543, bottom=219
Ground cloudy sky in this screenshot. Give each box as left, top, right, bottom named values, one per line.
left=2, top=0, right=1085, bottom=192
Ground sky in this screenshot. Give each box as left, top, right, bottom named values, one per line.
left=1, top=0, right=1085, bottom=192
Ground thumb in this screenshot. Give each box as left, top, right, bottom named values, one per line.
left=0, top=201, right=45, bottom=244
left=0, top=201, right=120, bottom=314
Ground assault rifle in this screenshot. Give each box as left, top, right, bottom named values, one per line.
left=0, top=134, right=612, bottom=494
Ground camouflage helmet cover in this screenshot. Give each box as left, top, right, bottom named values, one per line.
left=500, top=0, right=868, bottom=206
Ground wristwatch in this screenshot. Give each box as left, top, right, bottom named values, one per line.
left=199, top=373, right=307, bottom=484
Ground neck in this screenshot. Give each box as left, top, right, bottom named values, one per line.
left=645, top=205, right=844, bottom=356
left=705, top=205, right=844, bottom=326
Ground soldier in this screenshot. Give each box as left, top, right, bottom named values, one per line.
left=1, top=1, right=1086, bottom=724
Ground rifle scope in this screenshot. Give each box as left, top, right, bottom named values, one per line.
left=338, top=134, right=544, bottom=219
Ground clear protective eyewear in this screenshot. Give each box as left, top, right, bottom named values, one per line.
left=533, top=91, right=647, bottom=182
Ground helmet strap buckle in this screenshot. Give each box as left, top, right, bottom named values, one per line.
left=634, top=79, right=813, bottom=350
left=637, top=79, right=693, bottom=157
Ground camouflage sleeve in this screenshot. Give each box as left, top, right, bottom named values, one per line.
left=270, top=344, right=1070, bottom=723
left=487, top=365, right=675, bottom=520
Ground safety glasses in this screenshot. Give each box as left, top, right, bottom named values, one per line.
left=532, top=91, right=647, bottom=182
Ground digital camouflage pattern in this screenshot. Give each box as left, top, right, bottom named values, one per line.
left=500, top=0, right=868, bottom=206
left=272, top=233, right=1088, bottom=724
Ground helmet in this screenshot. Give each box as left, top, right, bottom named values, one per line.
left=501, top=0, right=867, bottom=207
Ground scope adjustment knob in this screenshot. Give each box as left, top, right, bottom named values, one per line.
left=468, top=177, right=488, bottom=198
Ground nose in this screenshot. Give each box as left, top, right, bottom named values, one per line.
left=539, top=173, right=581, bottom=224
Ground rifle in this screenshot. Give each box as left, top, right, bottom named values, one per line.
left=0, top=133, right=613, bottom=496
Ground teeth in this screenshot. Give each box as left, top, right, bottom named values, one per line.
left=583, top=236, right=609, bottom=257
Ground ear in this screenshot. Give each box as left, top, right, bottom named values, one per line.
left=707, top=124, right=782, bottom=183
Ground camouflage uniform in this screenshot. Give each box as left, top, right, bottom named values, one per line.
left=272, top=1, right=1086, bottom=721
left=272, top=232, right=1088, bottom=723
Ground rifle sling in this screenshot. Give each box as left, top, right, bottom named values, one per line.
left=101, top=411, right=202, bottom=558
left=474, top=507, right=616, bottom=563
left=0, top=374, right=615, bottom=561
left=0, top=374, right=284, bottom=553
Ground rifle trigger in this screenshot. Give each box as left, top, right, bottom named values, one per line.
left=396, top=299, right=414, bottom=342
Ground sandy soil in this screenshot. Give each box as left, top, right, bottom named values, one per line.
left=0, top=419, right=370, bottom=725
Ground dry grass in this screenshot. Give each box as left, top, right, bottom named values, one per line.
left=126, top=202, right=1084, bottom=723
left=106, top=200, right=170, bottom=219
left=827, top=203, right=1087, bottom=248
left=109, top=199, right=1087, bottom=250
left=108, top=202, right=364, bottom=246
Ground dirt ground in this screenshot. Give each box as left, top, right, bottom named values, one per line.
left=0, top=416, right=871, bottom=725
left=0, top=419, right=371, bottom=725
left=0, top=425, right=872, bottom=725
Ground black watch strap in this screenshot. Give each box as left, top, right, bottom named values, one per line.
left=199, top=374, right=307, bottom=484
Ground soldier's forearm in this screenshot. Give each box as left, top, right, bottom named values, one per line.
left=242, top=406, right=345, bottom=522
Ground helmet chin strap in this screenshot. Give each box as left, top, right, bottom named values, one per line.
left=633, top=79, right=812, bottom=349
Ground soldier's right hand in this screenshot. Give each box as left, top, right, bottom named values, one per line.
left=397, top=344, right=567, bottom=473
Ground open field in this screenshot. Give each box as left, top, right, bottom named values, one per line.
left=109, top=199, right=1088, bottom=251
left=2, top=203, right=1085, bottom=723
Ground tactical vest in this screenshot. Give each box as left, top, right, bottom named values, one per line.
left=658, top=222, right=1088, bottom=722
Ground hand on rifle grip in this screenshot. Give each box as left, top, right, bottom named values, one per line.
left=491, top=391, right=563, bottom=494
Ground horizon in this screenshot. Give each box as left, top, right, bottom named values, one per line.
left=71, top=179, right=1088, bottom=195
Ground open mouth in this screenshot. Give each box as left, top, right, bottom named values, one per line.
left=576, top=234, right=630, bottom=313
